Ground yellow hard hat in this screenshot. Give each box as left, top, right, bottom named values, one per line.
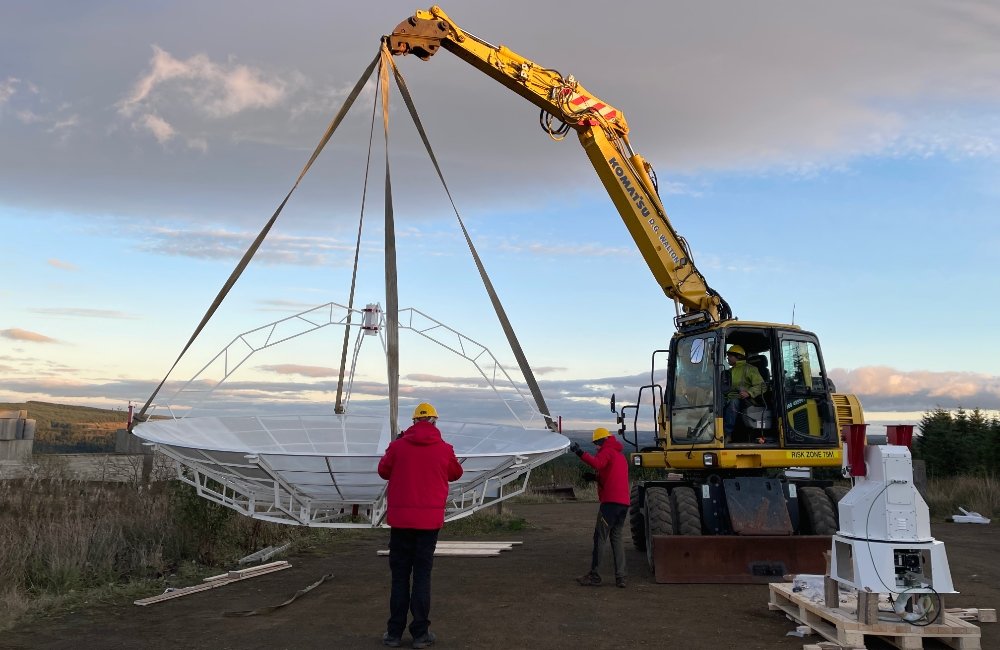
left=727, top=344, right=746, bottom=358
left=592, top=427, right=611, bottom=442
left=412, top=402, right=438, bottom=419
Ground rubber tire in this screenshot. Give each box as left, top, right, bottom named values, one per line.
left=644, top=487, right=673, bottom=572
left=629, top=484, right=646, bottom=551
left=671, top=486, right=703, bottom=535
left=824, top=485, right=850, bottom=529
left=799, top=486, right=837, bottom=535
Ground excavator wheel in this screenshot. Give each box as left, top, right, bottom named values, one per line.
left=643, top=486, right=673, bottom=571
left=671, top=486, right=703, bottom=535
left=799, top=486, right=837, bottom=535
left=629, top=484, right=646, bottom=551
left=824, top=485, right=850, bottom=529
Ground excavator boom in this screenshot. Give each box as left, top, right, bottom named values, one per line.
left=389, top=6, right=731, bottom=326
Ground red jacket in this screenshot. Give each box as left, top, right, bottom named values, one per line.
left=378, top=420, right=464, bottom=529
left=580, top=435, right=630, bottom=506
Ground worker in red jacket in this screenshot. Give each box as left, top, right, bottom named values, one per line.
left=570, top=427, right=630, bottom=588
left=378, top=402, right=464, bottom=649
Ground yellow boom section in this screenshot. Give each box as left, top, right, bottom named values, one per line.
left=388, top=6, right=728, bottom=323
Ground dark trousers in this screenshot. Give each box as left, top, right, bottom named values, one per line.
left=590, top=502, right=628, bottom=579
left=724, top=397, right=740, bottom=435
left=387, top=527, right=439, bottom=638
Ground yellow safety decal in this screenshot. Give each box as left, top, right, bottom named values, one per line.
left=786, top=450, right=837, bottom=460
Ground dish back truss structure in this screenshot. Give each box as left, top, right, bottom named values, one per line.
left=133, top=301, right=568, bottom=527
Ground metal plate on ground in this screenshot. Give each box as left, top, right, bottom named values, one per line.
left=651, top=534, right=830, bottom=583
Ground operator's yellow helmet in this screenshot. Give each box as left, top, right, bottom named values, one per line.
left=592, top=427, right=611, bottom=442
left=412, top=402, right=438, bottom=419
left=727, top=344, right=746, bottom=358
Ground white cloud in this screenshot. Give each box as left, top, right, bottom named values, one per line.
left=259, top=364, right=337, bottom=378
left=140, top=112, right=175, bottom=143
left=0, top=77, right=18, bottom=106
left=0, top=328, right=58, bottom=343
left=138, top=224, right=369, bottom=266
left=830, top=366, right=1000, bottom=411
left=15, top=109, right=43, bottom=124
left=119, top=45, right=287, bottom=146
left=47, top=258, right=78, bottom=271
left=28, top=308, right=138, bottom=320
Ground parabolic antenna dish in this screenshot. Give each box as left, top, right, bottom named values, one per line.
left=132, top=301, right=570, bottom=527
left=135, top=414, right=566, bottom=527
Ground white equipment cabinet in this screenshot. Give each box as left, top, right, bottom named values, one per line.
left=831, top=442, right=955, bottom=595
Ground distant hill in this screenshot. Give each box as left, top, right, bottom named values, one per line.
left=0, top=401, right=127, bottom=453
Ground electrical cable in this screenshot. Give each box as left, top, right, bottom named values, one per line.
left=863, top=482, right=943, bottom=626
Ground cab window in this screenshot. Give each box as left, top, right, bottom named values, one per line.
left=779, top=339, right=835, bottom=441
left=670, top=334, right=716, bottom=442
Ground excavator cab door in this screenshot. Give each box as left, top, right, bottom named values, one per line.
left=667, top=332, right=718, bottom=444
left=776, top=334, right=838, bottom=446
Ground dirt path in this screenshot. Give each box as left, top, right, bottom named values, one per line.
left=2, top=502, right=997, bottom=649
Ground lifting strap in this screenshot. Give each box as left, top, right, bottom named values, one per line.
left=384, top=51, right=557, bottom=431
left=133, top=51, right=382, bottom=428
left=379, top=45, right=401, bottom=438
left=334, top=74, right=380, bottom=415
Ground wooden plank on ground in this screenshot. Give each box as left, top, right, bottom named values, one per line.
left=135, top=562, right=291, bottom=606
left=946, top=608, right=997, bottom=623
left=377, top=549, right=500, bottom=557
left=437, top=540, right=522, bottom=546
left=204, top=560, right=290, bottom=582
left=227, top=560, right=289, bottom=579
left=376, top=540, right=520, bottom=557
left=436, top=541, right=514, bottom=546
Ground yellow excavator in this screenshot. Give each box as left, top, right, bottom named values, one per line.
left=388, top=6, right=865, bottom=582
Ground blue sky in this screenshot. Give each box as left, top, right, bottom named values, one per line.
left=2, top=1, right=999, bottom=432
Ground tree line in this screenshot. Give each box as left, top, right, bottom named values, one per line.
left=913, top=408, right=1000, bottom=477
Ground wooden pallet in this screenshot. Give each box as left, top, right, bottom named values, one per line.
left=768, top=582, right=981, bottom=650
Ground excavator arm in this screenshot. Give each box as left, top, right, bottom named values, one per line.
left=388, top=6, right=732, bottom=327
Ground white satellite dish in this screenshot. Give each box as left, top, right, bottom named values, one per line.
left=133, top=301, right=569, bottom=527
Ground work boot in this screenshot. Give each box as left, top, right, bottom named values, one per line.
left=576, top=572, right=602, bottom=586
left=616, top=577, right=626, bottom=588
left=382, top=632, right=401, bottom=647
left=411, top=631, right=436, bottom=649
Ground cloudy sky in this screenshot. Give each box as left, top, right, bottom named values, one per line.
left=2, top=0, right=999, bottom=433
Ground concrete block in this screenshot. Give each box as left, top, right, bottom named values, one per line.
left=0, top=410, right=23, bottom=419
left=0, top=439, right=32, bottom=461
left=21, top=420, right=35, bottom=441
left=0, top=419, right=20, bottom=441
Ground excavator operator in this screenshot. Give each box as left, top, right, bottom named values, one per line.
left=723, top=345, right=764, bottom=438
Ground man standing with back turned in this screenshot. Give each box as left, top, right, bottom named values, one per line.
left=378, top=402, right=464, bottom=648
left=570, top=427, right=630, bottom=587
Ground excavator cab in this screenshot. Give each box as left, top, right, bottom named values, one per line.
left=653, top=323, right=840, bottom=459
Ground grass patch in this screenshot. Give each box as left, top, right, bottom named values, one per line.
left=0, top=471, right=329, bottom=632
left=924, top=473, right=999, bottom=520
left=443, top=507, right=530, bottom=536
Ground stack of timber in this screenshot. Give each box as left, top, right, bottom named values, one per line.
left=0, top=409, right=35, bottom=461
left=134, top=561, right=291, bottom=606
left=769, top=582, right=981, bottom=649
left=377, top=541, right=521, bottom=557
